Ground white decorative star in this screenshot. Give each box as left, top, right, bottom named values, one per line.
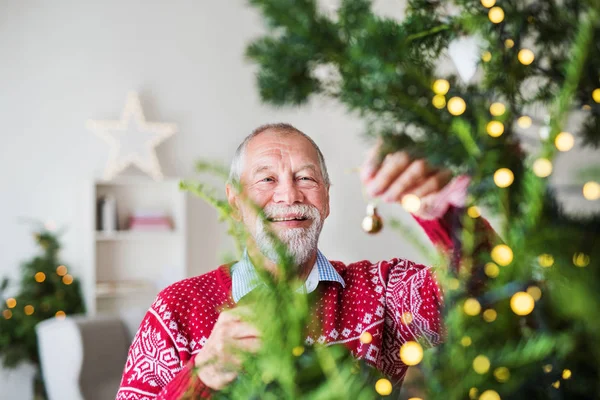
left=87, top=91, right=177, bottom=181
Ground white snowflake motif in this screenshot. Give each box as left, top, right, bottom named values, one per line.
left=199, top=336, right=207, bottom=347
left=354, top=323, right=364, bottom=333
left=159, top=304, right=167, bottom=313
left=375, top=285, right=384, bottom=294
left=363, top=313, right=373, bottom=324
left=317, top=335, right=327, bottom=344
left=169, top=321, right=177, bottom=330
left=176, top=333, right=188, bottom=346
left=329, top=329, right=339, bottom=339
left=305, top=336, right=315, bottom=345
left=162, top=311, right=171, bottom=320
left=365, top=344, right=380, bottom=362
left=371, top=276, right=379, bottom=285
left=375, top=305, right=385, bottom=317
left=190, top=339, right=197, bottom=350
left=342, top=328, right=352, bottom=338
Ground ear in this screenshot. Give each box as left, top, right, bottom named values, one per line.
left=324, top=184, right=331, bottom=219
left=226, top=183, right=242, bottom=222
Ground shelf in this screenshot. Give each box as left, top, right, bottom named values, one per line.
left=95, top=230, right=182, bottom=241
left=96, top=280, right=157, bottom=298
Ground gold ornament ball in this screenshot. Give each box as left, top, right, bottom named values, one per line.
left=447, top=97, right=466, bottom=116
left=432, top=94, right=446, bottom=109
left=494, top=168, right=514, bottom=188
left=555, top=131, right=574, bottom=151
left=432, top=79, right=450, bottom=95
left=362, top=204, right=383, bottom=234
left=583, top=181, right=600, bottom=200
left=533, top=158, right=552, bottom=178
left=473, top=355, right=491, bottom=374
left=448, top=278, right=460, bottom=290
left=488, top=7, right=505, bottom=23
left=479, top=390, right=501, bottom=400
left=399, top=341, right=423, bottom=366
left=489, top=102, right=506, bottom=116
left=518, top=49, right=535, bottom=65
left=517, top=115, right=532, bottom=128
left=464, top=298, right=481, bottom=316
left=481, top=0, right=496, bottom=8
left=510, top=292, right=535, bottom=316
left=592, top=88, right=600, bottom=103
left=375, top=378, right=393, bottom=396
left=487, top=121, right=505, bottom=137
left=491, top=244, right=513, bottom=266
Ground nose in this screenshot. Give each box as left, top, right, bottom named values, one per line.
left=272, top=179, right=304, bottom=205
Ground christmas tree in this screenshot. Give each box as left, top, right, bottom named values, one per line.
left=0, top=222, right=86, bottom=397
left=182, top=0, right=600, bottom=398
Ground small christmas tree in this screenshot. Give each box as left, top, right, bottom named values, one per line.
left=0, top=222, right=86, bottom=397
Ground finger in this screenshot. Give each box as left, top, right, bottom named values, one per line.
left=360, top=137, right=384, bottom=182
left=379, top=159, right=431, bottom=201
left=409, top=169, right=453, bottom=198
left=366, top=152, right=412, bottom=196
left=227, top=321, right=261, bottom=340
left=235, top=337, right=262, bottom=353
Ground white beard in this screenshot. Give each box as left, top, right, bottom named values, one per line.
left=252, top=204, right=323, bottom=266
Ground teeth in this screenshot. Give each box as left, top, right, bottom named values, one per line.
left=271, top=217, right=305, bottom=222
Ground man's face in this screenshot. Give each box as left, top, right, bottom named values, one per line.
left=227, top=130, right=330, bottom=265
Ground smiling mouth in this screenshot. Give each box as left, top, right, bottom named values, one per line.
left=268, top=216, right=309, bottom=222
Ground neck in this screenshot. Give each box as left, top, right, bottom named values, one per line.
left=246, top=240, right=317, bottom=282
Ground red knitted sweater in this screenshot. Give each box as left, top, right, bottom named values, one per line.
left=116, top=207, right=483, bottom=400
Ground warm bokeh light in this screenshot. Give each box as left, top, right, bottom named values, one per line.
left=464, top=298, right=481, bottom=316
left=482, top=51, right=492, bottom=62
left=484, top=262, right=500, bottom=278
left=533, top=158, right=552, bottom=178
left=552, top=381, right=560, bottom=389
left=583, top=181, right=600, bottom=200
left=483, top=309, right=497, bottom=322
left=24, top=305, right=34, bottom=316
left=360, top=332, right=372, bottom=344
left=401, top=312, right=413, bottom=325
left=448, top=278, right=460, bottom=290
left=487, top=121, right=504, bottom=137
left=6, top=298, right=16, bottom=309
left=518, top=49, right=535, bottom=65
left=292, top=346, right=304, bottom=357
left=461, top=336, right=472, bottom=347
left=55, top=311, right=67, bottom=320
left=399, top=341, right=423, bottom=366
left=491, top=244, right=513, bottom=266
left=470, top=388, right=478, bottom=400
left=3, top=310, right=12, bottom=319
left=494, top=367, right=510, bottom=382
left=432, top=94, right=446, bottom=109
left=35, top=272, right=46, bottom=283
left=493, top=168, right=514, bottom=188
left=555, top=131, right=574, bottom=151
left=447, top=97, right=466, bottom=116
left=375, top=378, right=393, bottom=396
left=432, top=79, right=450, bottom=95
left=489, top=102, right=506, bottom=116
left=562, top=369, right=572, bottom=379
left=538, top=254, right=554, bottom=267
left=592, top=88, right=600, bottom=103
left=572, top=252, right=590, bottom=267
left=527, top=286, right=542, bottom=301
left=401, top=194, right=421, bottom=213
left=479, top=390, right=501, bottom=400
left=481, top=0, right=496, bottom=8
left=510, top=292, right=535, bottom=316
left=488, top=7, right=505, bottom=23
left=473, top=355, right=491, bottom=374
left=504, top=39, right=514, bottom=48
left=543, top=364, right=553, bottom=373
left=62, top=274, right=74, bottom=285
left=468, top=206, right=481, bottom=218
left=517, top=115, right=532, bottom=128
left=56, top=265, right=68, bottom=276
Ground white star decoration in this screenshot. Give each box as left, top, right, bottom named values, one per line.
left=87, top=91, right=177, bottom=181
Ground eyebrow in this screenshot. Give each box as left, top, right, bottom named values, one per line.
left=250, top=164, right=319, bottom=177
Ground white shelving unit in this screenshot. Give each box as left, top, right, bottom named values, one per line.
left=83, top=177, right=188, bottom=315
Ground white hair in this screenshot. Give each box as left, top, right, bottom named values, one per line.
left=228, top=123, right=331, bottom=187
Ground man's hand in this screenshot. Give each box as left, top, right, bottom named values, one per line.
left=360, top=141, right=454, bottom=216
left=194, top=308, right=261, bottom=390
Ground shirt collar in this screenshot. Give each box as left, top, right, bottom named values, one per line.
left=230, top=249, right=345, bottom=303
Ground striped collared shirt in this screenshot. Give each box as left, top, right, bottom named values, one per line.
left=231, top=249, right=346, bottom=303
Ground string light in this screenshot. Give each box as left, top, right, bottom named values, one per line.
left=494, top=367, right=510, bottom=382
left=538, top=254, right=554, bottom=267
left=432, top=94, right=446, bottom=109
left=573, top=252, right=590, bottom=267
left=481, top=0, right=496, bottom=8
left=360, top=332, right=373, bottom=344
left=518, top=49, right=535, bottom=65
left=592, top=88, right=600, bottom=103
left=555, top=132, right=574, bottom=151
left=464, top=298, right=481, bottom=316
left=469, top=388, right=478, bottom=400
left=399, top=341, right=423, bottom=365
left=292, top=346, right=304, bottom=356
left=56, top=265, right=68, bottom=276
left=487, top=121, right=505, bottom=137
left=24, top=305, right=34, bottom=316
left=401, top=312, right=413, bottom=325
left=533, top=158, right=552, bottom=178
left=504, top=39, right=514, bottom=49
left=401, top=194, right=421, bottom=213
left=55, top=311, right=67, bottom=320
left=461, top=336, right=472, bottom=347
left=489, top=102, right=506, bottom=116
left=510, top=292, right=535, bottom=316
left=447, top=97, right=467, bottom=116
left=517, top=116, right=532, bottom=128
left=35, top=272, right=46, bottom=283
left=583, top=181, right=600, bottom=200
left=552, top=381, right=560, bottom=389
left=494, top=168, right=514, bottom=188
left=3, top=310, right=12, bottom=319
left=562, top=369, right=572, bottom=379
left=482, top=51, right=492, bottom=62
left=375, top=378, right=393, bottom=396
left=483, top=309, right=497, bottom=322
left=484, top=262, right=500, bottom=278
left=473, top=355, right=491, bottom=374
left=527, top=286, right=542, bottom=301
left=468, top=206, right=481, bottom=218
left=6, top=298, right=16, bottom=308
left=543, top=364, right=553, bottom=373
left=62, top=274, right=74, bottom=285
left=433, top=79, right=450, bottom=95
left=492, top=244, right=513, bottom=266
left=488, top=7, right=505, bottom=23
left=480, top=390, right=501, bottom=400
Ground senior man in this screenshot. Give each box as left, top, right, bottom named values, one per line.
left=116, top=123, right=485, bottom=399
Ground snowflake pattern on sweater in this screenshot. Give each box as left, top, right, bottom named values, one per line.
left=116, top=255, right=443, bottom=399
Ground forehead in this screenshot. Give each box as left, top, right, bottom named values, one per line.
left=244, top=130, right=320, bottom=168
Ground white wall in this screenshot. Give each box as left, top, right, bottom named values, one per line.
left=1, top=0, right=597, bottom=398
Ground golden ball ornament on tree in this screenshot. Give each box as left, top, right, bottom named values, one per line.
left=527, top=286, right=542, bottom=301
left=488, top=7, right=505, bottom=23
left=362, top=203, right=383, bottom=234
left=468, top=206, right=481, bottom=218
left=483, top=309, right=497, bottom=322
left=573, top=252, right=590, bottom=267
left=399, top=341, right=423, bottom=365
left=447, top=97, right=466, bottom=115
left=562, top=369, right=572, bottom=379
left=35, top=272, right=46, bottom=283
left=461, top=336, right=472, bottom=347
left=494, top=168, right=514, bottom=188
left=484, top=262, right=500, bottom=278
left=24, top=305, right=34, bottom=316
left=510, top=292, right=535, bottom=315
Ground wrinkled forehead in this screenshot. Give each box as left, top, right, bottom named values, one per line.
left=243, top=130, right=321, bottom=170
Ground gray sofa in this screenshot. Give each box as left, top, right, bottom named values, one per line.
left=35, top=309, right=145, bottom=400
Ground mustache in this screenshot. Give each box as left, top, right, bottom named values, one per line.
left=263, top=204, right=320, bottom=220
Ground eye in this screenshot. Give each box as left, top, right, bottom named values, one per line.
left=260, top=177, right=275, bottom=183
left=298, top=176, right=315, bottom=181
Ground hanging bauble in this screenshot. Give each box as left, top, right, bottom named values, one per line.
left=362, top=203, right=383, bottom=234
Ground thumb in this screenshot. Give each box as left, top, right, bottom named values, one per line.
left=360, top=137, right=384, bottom=182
